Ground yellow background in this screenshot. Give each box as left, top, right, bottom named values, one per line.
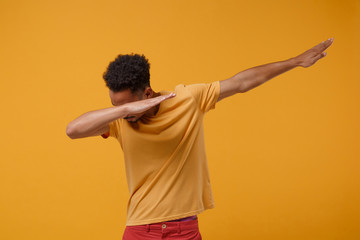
left=1, top=0, right=359, bottom=239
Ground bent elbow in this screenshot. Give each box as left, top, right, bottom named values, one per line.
left=66, top=123, right=78, bottom=139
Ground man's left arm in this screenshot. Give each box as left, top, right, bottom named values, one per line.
left=217, top=37, right=334, bottom=102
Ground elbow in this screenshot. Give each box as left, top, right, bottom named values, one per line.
left=240, top=88, right=250, bottom=93
left=238, top=82, right=249, bottom=93
left=66, top=123, right=78, bottom=139
left=238, top=88, right=247, bottom=93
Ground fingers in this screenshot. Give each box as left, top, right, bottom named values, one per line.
left=163, top=92, right=176, bottom=99
left=144, top=92, right=176, bottom=106
left=123, top=92, right=177, bottom=118
left=319, top=37, right=334, bottom=52
left=154, top=92, right=176, bottom=102
left=314, top=51, right=327, bottom=62
left=316, top=37, right=334, bottom=60
left=309, top=37, right=333, bottom=65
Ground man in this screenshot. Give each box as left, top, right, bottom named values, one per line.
left=66, top=38, right=334, bottom=240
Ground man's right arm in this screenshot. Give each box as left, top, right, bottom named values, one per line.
left=66, top=106, right=127, bottom=139
left=66, top=92, right=176, bottom=139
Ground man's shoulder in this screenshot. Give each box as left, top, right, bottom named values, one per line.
left=162, top=81, right=220, bottom=100
left=173, top=83, right=200, bottom=98
left=159, top=83, right=189, bottom=95
left=173, top=82, right=205, bottom=92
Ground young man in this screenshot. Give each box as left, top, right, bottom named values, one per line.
left=66, top=38, right=333, bottom=240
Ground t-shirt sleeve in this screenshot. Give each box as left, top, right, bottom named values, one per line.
left=101, top=119, right=120, bottom=139
left=185, top=81, right=221, bottom=113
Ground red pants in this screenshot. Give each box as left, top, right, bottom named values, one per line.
left=122, top=219, right=202, bottom=240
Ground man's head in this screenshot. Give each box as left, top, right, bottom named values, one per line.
left=103, top=53, right=154, bottom=122
left=103, top=53, right=150, bottom=94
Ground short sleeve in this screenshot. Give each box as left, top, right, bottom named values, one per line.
left=185, top=81, right=220, bottom=112
left=101, top=119, right=121, bottom=139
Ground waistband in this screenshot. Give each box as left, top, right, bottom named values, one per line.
left=126, top=218, right=199, bottom=232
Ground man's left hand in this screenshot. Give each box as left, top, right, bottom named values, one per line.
left=294, top=37, right=334, bottom=68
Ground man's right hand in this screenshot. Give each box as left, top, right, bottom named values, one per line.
left=122, top=92, right=176, bottom=120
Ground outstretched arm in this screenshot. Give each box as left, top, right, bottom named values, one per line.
left=217, top=37, right=334, bottom=102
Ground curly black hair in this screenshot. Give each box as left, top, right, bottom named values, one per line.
left=103, top=53, right=150, bottom=93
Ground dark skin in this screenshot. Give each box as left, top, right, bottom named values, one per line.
left=66, top=37, right=334, bottom=139
left=109, top=87, right=169, bottom=123
left=217, top=37, right=334, bottom=101
left=66, top=88, right=175, bottom=139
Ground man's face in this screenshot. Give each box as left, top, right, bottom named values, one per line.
left=109, top=88, right=145, bottom=123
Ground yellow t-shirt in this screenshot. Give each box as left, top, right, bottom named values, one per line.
left=103, top=81, right=221, bottom=226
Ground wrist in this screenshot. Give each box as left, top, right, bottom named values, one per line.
left=115, top=105, right=129, bottom=119
left=288, top=57, right=302, bottom=67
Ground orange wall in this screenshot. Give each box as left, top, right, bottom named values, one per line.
left=0, top=0, right=359, bottom=239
